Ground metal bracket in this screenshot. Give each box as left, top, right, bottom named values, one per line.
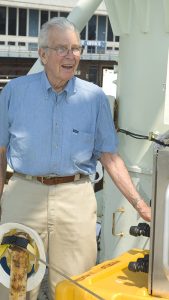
left=112, top=207, right=125, bottom=236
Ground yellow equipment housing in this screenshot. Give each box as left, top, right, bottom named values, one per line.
left=55, top=249, right=167, bottom=300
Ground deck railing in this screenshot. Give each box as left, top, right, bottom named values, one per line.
left=0, top=35, right=119, bottom=60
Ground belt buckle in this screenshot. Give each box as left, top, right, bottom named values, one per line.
left=41, top=176, right=51, bottom=183
left=74, top=174, right=80, bottom=181
left=41, top=175, right=55, bottom=184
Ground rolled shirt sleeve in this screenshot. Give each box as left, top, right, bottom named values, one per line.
left=0, top=84, right=10, bottom=147
left=93, top=90, right=118, bottom=159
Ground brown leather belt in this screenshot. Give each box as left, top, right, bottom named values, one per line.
left=14, top=172, right=88, bottom=185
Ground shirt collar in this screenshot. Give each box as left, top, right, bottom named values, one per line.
left=41, top=71, right=77, bottom=100
left=64, top=77, right=77, bottom=99
left=41, top=71, right=52, bottom=93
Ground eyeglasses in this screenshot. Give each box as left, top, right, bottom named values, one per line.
left=45, top=45, right=83, bottom=56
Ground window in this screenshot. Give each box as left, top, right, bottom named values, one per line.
left=107, top=18, right=113, bottom=41
left=87, top=46, right=95, bottom=54
left=41, top=10, right=48, bottom=26
left=88, top=66, right=97, bottom=84
left=19, top=9, right=27, bottom=36
left=29, top=9, right=39, bottom=37
left=18, top=42, right=25, bottom=46
left=97, top=45, right=105, bottom=54
left=88, top=15, right=96, bottom=53
left=98, top=15, right=106, bottom=41
left=107, top=47, right=112, bottom=51
left=8, top=41, right=15, bottom=45
left=97, top=15, right=106, bottom=54
left=80, top=26, right=86, bottom=40
left=88, top=15, right=96, bottom=40
left=115, top=36, right=120, bottom=50
left=60, top=12, right=69, bottom=17
left=50, top=11, right=58, bottom=19
left=8, top=7, right=17, bottom=35
left=28, top=43, right=38, bottom=51
left=0, top=7, right=6, bottom=35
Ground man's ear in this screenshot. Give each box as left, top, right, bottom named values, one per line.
left=38, top=48, right=48, bottom=65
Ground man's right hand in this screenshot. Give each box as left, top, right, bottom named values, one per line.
left=134, top=199, right=151, bottom=222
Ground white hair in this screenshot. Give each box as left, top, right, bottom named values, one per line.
left=38, top=17, right=80, bottom=48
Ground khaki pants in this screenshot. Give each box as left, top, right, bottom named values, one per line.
left=0, top=174, right=97, bottom=300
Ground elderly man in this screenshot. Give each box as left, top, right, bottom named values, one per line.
left=0, top=17, right=150, bottom=300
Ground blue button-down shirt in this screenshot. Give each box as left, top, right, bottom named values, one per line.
left=0, top=71, right=118, bottom=176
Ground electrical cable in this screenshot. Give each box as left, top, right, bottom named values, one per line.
left=117, top=128, right=169, bottom=147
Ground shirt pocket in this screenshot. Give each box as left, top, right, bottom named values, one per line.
left=71, top=130, right=94, bottom=164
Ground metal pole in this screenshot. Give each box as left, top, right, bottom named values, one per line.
left=68, top=0, right=102, bottom=32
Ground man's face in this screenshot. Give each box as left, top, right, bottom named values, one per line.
left=39, top=27, right=81, bottom=85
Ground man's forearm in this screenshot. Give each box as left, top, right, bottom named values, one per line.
left=0, top=147, right=7, bottom=199
left=100, top=153, right=141, bottom=204
left=100, top=152, right=151, bottom=221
